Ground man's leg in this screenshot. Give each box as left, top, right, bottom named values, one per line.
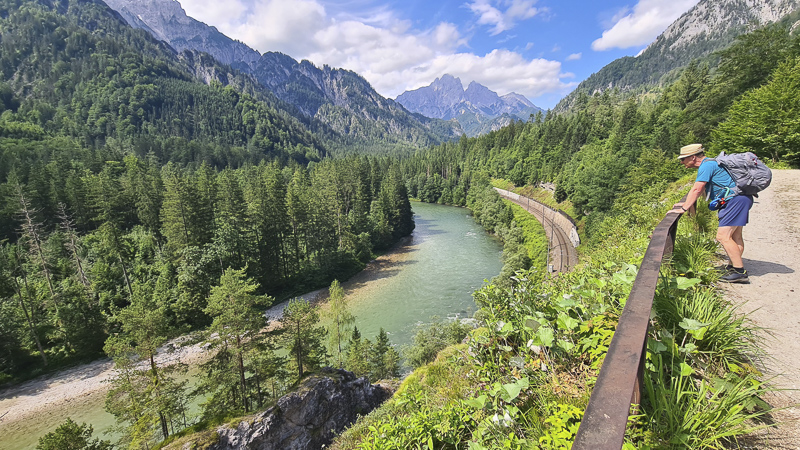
left=717, top=225, right=744, bottom=268
left=732, top=226, right=744, bottom=257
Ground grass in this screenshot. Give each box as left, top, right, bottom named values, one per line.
left=508, top=203, right=548, bottom=267
left=330, top=344, right=477, bottom=450
left=641, top=347, right=771, bottom=449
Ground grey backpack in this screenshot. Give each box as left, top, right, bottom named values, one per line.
left=715, top=151, right=772, bottom=196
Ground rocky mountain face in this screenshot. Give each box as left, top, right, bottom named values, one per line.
left=555, top=0, right=800, bottom=111
left=193, top=369, right=393, bottom=450
left=102, top=0, right=260, bottom=72
left=102, top=0, right=461, bottom=151
left=395, top=74, right=541, bottom=136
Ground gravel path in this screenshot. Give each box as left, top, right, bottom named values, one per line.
left=721, top=169, right=800, bottom=448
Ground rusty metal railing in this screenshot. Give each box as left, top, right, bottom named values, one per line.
left=572, top=202, right=685, bottom=449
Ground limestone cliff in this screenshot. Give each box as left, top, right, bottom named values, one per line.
left=199, top=368, right=392, bottom=450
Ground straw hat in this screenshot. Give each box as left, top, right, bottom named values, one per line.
left=677, top=143, right=704, bottom=159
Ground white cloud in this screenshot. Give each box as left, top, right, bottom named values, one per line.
left=380, top=49, right=573, bottom=99
left=177, top=0, right=570, bottom=101
left=566, top=53, right=582, bottom=61
left=592, top=0, right=700, bottom=51
left=178, top=0, right=249, bottom=28
left=467, top=0, right=542, bottom=35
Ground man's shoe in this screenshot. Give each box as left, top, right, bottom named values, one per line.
left=720, top=270, right=749, bottom=283
left=715, top=263, right=734, bottom=272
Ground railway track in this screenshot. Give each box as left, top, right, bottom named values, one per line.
left=494, top=189, right=578, bottom=274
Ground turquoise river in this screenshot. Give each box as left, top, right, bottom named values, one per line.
left=0, top=201, right=503, bottom=449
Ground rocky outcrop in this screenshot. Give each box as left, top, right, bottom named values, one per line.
left=208, top=368, right=392, bottom=450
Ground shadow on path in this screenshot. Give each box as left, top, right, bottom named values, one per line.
left=742, top=258, right=795, bottom=277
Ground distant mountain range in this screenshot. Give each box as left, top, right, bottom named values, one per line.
left=103, top=0, right=462, bottom=151
left=555, top=0, right=800, bottom=111
left=395, top=75, right=542, bottom=137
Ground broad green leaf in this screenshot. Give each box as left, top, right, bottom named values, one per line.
left=500, top=377, right=530, bottom=402
left=510, top=356, right=526, bottom=368
left=674, top=276, right=701, bottom=290
left=464, top=395, right=488, bottom=409
left=557, top=314, right=579, bottom=331
left=501, top=382, right=523, bottom=402
left=524, top=317, right=540, bottom=331
left=557, top=340, right=575, bottom=352
left=649, top=340, right=668, bottom=354
left=535, top=327, right=555, bottom=347
left=681, top=342, right=698, bottom=353
left=468, top=442, right=488, bottom=450
left=679, top=318, right=710, bottom=339
left=679, top=318, right=710, bottom=331
left=680, top=362, right=694, bottom=377
left=557, top=297, right=577, bottom=309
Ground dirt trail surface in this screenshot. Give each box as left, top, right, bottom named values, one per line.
left=722, top=169, right=800, bottom=448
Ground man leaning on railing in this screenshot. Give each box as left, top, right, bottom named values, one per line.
left=672, top=143, right=754, bottom=284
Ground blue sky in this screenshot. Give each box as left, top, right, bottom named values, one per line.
left=177, top=0, right=700, bottom=109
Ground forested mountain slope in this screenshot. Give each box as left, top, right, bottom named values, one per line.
left=0, top=0, right=327, bottom=164
left=102, top=0, right=463, bottom=153
left=556, top=0, right=800, bottom=112
left=0, top=0, right=416, bottom=401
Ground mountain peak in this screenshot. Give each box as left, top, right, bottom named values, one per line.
left=433, top=74, right=464, bottom=90
left=396, top=77, right=541, bottom=136
left=464, top=81, right=500, bottom=107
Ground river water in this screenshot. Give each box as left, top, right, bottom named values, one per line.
left=0, top=201, right=503, bottom=449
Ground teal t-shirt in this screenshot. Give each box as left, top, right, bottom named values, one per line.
left=696, top=158, right=735, bottom=200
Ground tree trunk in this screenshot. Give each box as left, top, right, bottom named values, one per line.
left=11, top=273, right=47, bottom=366
left=236, top=335, right=248, bottom=411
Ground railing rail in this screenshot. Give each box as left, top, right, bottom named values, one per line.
left=572, top=203, right=685, bottom=449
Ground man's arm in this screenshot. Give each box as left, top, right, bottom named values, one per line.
left=673, top=181, right=706, bottom=214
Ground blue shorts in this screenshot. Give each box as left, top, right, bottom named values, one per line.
left=717, top=195, right=753, bottom=227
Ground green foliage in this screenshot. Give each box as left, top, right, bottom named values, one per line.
left=103, top=280, right=190, bottom=448
left=343, top=327, right=401, bottom=382
left=402, top=318, right=474, bottom=369
left=537, top=403, right=583, bottom=449
left=712, top=58, right=800, bottom=165
left=36, top=418, right=112, bottom=450
left=199, top=267, right=273, bottom=414
left=278, top=298, right=328, bottom=379
left=640, top=340, right=769, bottom=448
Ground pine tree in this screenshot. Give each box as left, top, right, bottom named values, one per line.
left=370, top=328, right=400, bottom=380
left=202, top=267, right=272, bottom=412
left=104, top=281, right=189, bottom=446
left=279, top=298, right=328, bottom=379
left=345, top=326, right=370, bottom=377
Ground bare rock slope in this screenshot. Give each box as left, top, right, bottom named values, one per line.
left=206, top=368, right=392, bottom=450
